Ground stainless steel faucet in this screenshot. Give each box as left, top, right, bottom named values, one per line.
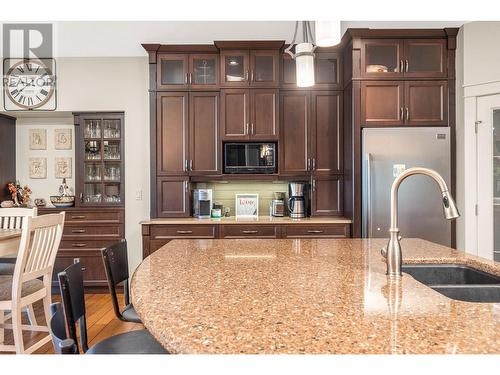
left=381, top=167, right=460, bottom=278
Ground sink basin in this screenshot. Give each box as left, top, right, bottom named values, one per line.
left=402, top=264, right=500, bottom=303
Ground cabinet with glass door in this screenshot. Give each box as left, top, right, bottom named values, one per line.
left=75, top=112, right=124, bottom=207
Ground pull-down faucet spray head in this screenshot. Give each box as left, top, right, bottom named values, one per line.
left=442, top=191, right=460, bottom=220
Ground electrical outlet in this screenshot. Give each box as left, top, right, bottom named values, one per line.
left=135, top=189, right=143, bottom=200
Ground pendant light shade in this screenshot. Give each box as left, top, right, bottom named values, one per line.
left=315, top=21, right=341, bottom=47
left=295, top=43, right=315, bottom=87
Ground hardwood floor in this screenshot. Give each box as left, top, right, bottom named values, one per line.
left=1, top=294, right=143, bottom=354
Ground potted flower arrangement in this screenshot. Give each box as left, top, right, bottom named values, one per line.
left=7, top=181, right=32, bottom=207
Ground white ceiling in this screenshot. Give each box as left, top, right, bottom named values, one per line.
left=0, top=21, right=466, bottom=57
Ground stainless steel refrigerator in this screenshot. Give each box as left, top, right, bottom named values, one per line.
left=362, top=127, right=451, bottom=246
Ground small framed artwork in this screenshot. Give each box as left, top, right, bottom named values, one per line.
left=55, top=157, right=72, bottom=178
left=235, top=194, right=259, bottom=218
left=29, top=157, right=47, bottom=179
left=29, top=129, right=47, bottom=150
left=54, top=129, right=72, bottom=150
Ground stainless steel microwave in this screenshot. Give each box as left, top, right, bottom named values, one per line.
left=223, top=142, right=277, bottom=174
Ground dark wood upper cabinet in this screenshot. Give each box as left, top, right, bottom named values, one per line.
left=156, top=177, right=190, bottom=217
left=220, top=89, right=250, bottom=140
left=361, top=39, right=446, bottom=78
left=189, top=92, right=220, bottom=175
left=156, top=92, right=189, bottom=175
left=404, top=39, right=446, bottom=78
left=250, top=89, right=279, bottom=140
left=188, top=54, right=219, bottom=89
left=310, top=91, right=342, bottom=175
left=361, top=81, right=405, bottom=126
left=220, top=50, right=279, bottom=87
left=250, top=50, right=280, bottom=87
left=157, top=54, right=189, bottom=89
left=361, top=39, right=404, bottom=78
left=311, top=176, right=343, bottom=216
left=280, top=91, right=310, bottom=175
left=405, top=80, right=448, bottom=126
left=281, top=52, right=340, bottom=89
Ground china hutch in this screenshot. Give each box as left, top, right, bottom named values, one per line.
left=39, top=112, right=125, bottom=290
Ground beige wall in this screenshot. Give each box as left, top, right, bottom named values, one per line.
left=3, top=57, right=149, bottom=272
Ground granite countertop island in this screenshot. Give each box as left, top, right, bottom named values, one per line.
left=131, top=238, right=500, bottom=354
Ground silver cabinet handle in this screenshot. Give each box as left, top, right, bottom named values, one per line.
left=71, top=215, right=86, bottom=220
left=185, top=73, right=189, bottom=84
left=365, top=153, right=373, bottom=238
left=79, top=193, right=83, bottom=203
left=312, top=158, right=316, bottom=171
left=184, top=159, right=189, bottom=172
left=189, top=160, right=193, bottom=171
left=312, top=179, right=316, bottom=192
left=307, top=230, right=324, bottom=234
left=406, top=107, right=409, bottom=121
left=185, top=181, right=189, bottom=193
left=245, top=123, right=249, bottom=135
left=72, top=243, right=87, bottom=248
left=242, top=230, right=258, bottom=234
left=250, top=70, right=254, bottom=81
left=251, top=123, right=254, bottom=135
left=400, top=60, right=404, bottom=73
left=307, top=158, right=311, bottom=171
left=189, top=73, right=193, bottom=85
left=405, top=60, right=409, bottom=72
left=245, top=71, right=249, bottom=81
left=71, top=229, right=86, bottom=234
left=400, top=107, right=404, bottom=120
left=176, top=230, right=193, bottom=234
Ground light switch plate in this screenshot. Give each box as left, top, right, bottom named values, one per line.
left=393, top=164, right=406, bottom=178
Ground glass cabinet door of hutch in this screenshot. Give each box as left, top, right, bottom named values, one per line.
left=252, top=52, right=275, bottom=83
left=363, top=41, right=403, bottom=75
left=223, top=53, right=247, bottom=83
left=79, top=115, right=124, bottom=206
left=191, top=56, right=217, bottom=86
left=159, top=55, right=188, bottom=87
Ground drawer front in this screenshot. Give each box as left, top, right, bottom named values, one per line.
left=60, top=239, right=121, bottom=251
left=63, top=224, right=123, bottom=239
left=282, top=224, right=350, bottom=238
left=64, top=210, right=123, bottom=224
left=150, top=225, right=217, bottom=239
left=220, top=224, right=279, bottom=238
left=53, top=252, right=107, bottom=285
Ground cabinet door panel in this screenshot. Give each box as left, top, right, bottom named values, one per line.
left=405, top=81, right=448, bottom=126
left=220, top=51, right=249, bottom=87
left=221, top=89, right=249, bottom=140
left=315, top=52, right=340, bottom=89
left=189, top=54, right=219, bottom=89
left=157, top=92, right=188, bottom=175
left=280, top=91, right=310, bottom=174
left=157, top=177, right=190, bottom=217
left=311, top=176, right=343, bottom=216
left=250, top=89, right=278, bottom=140
left=311, top=91, right=342, bottom=174
left=189, top=92, right=220, bottom=175
left=404, top=39, right=446, bottom=78
left=361, top=81, right=404, bottom=126
left=157, top=54, right=189, bottom=89
left=361, top=40, right=404, bottom=78
left=250, top=50, right=279, bottom=87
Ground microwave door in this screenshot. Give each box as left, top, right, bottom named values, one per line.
left=247, top=144, right=261, bottom=167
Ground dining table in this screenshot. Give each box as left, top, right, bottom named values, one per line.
left=0, top=228, right=22, bottom=257
left=131, top=238, right=500, bottom=354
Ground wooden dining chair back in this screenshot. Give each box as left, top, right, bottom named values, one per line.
left=0, top=212, right=65, bottom=354
left=57, top=261, right=88, bottom=353
left=49, top=302, right=78, bottom=354
left=0, top=207, right=38, bottom=229
left=101, top=240, right=136, bottom=321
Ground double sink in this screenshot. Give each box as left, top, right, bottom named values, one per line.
left=402, top=264, right=500, bottom=303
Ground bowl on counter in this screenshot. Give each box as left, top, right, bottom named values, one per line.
left=50, top=195, right=75, bottom=208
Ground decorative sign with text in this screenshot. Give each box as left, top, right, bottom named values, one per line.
left=235, top=194, right=259, bottom=218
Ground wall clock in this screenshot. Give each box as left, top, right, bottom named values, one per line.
left=3, top=58, right=57, bottom=111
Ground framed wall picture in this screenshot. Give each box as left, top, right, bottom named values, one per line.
left=55, top=157, right=72, bottom=178
left=29, top=129, right=47, bottom=150
left=29, top=157, right=47, bottom=179
left=54, top=129, right=72, bottom=150
left=235, top=194, right=259, bottom=218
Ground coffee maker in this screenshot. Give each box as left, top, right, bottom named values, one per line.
left=288, top=182, right=306, bottom=219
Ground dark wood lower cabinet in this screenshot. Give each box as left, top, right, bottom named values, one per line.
left=39, top=207, right=125, bottom=290
left=142, top=222, right=351, bottom=258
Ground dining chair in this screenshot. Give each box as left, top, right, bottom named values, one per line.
left=0, top=207, right=38, bottom=325
left=57, top=261, right=167, bottom=354
left=101, top=240, right=141, bottom=323
left=0, top=212, right=65, bottom=354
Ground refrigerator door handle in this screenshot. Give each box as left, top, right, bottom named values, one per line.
left=366, top=153, right=373, bottom=238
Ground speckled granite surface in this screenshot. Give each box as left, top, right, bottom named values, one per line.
left=131, top=238, right=500, bottom=354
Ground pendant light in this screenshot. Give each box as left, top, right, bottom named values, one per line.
left=285, top=21, right=316, bottom=88
left=315, top=21, right=341, bottom=47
